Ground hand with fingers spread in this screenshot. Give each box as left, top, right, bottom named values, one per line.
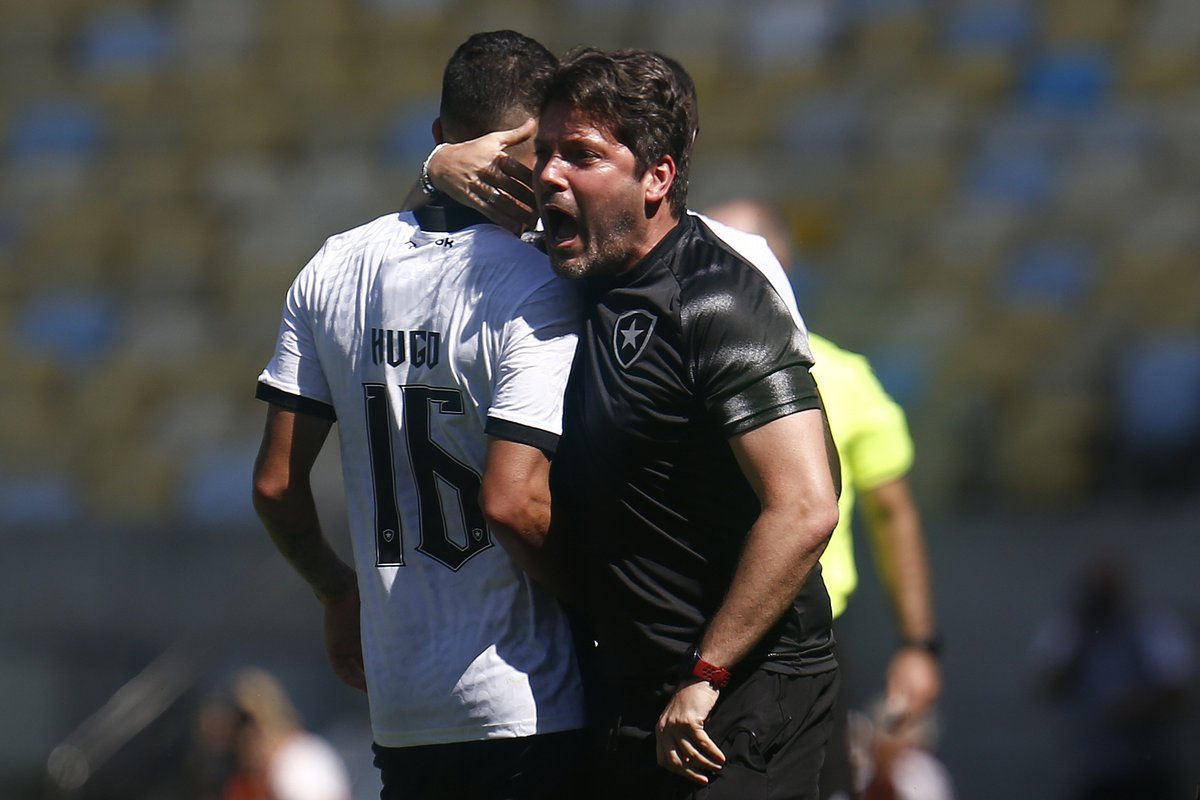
left=656, top=679, right=726, bottom=785
left=427, top=118, right=539, bottom=234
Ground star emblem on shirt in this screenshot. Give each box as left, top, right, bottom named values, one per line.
left=613, top=310, right=658, bottom=369
left=620, top=320, right=646, bottom=350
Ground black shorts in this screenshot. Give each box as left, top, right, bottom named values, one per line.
left=595, top=667, right=840, bottom=800
left=373, top=728, right=589, bottom=800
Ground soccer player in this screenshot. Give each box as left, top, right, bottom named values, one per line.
left=250, top=31, right=587, bottom=799
left=704, top=198, right=941, bottom=799
left=534, top=48, right=841, bottom=798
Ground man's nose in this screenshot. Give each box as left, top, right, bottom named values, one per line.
left=535, top=154, right=566, bottom=194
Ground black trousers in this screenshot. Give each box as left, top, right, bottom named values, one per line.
left=373, top=728, right=589, bottom=800
left=594, top=668, right=840, bottom=800
left=817, top=636, right=853, bottom=799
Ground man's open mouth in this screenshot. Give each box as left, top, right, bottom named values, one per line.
left=541, top=206, right=578, bottom=248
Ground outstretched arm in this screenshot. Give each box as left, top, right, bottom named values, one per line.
left=861, top=476, right=940, bottom=720
left=252, top=404, right=365, bottom=692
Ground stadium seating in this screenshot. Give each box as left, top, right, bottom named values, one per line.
left=1, top=0, right=1197, bottom=527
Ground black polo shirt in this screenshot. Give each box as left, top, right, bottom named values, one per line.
left=553, top=214, right=836, bottom=690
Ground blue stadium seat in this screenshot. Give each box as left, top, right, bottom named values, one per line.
left=964, top=146, right=1058, bottom=208
left=1115, top=335, right=1200, bottom=452
left=1019, top=48, right=1114, bottom=114
left=5, top=98, right=104, bottom=163
left=75, top=8, right=173, bottom=76
left=739, top=0, right=844, bottom=69
left=942, top=1, right=1033, bottom=53
left=999, top=239, right=1093, bottom=310
left=14, top=292, right=118, bottom=365
left=0, top=472, right=79, bottom=526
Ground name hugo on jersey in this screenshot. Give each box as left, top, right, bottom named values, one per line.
left=370, top=327, right=441, bottom=369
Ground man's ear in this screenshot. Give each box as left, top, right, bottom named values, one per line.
left=432, top=117, right=445, bottom=145
left=644, top=155, right=676, bottom=205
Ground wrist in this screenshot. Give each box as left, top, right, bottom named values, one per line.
left=899, top=634, right=942, bottom=658
left=687, top=645, right=732, bottom=690
left=314, top=567, right=358, bottom=607
left=420, top=142, right=450, bottom=197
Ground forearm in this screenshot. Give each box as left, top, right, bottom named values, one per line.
left=480, top=437, right=579, bottom=601
left=864, top=482, right=936, bottom=641
left=863, top=479, right=941, bottom=714
left=486, top=497, right=555, bottom=585
left=254, top=488, right=356, bottom=606
left=702, top=409, right=839, bottom=668
left=698, top=505, right=833, bottom=668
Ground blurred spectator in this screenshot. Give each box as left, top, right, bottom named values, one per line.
left=848, top=696, right=955, bottom=800
left=1030, top=556, right=1195, bottom=800
left=224, top=668, right=352, bottom=800
left=183, top=692, right=239, bottom=800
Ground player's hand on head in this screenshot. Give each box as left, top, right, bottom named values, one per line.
left=322, top=585, right=367, bottom=692
left=655, top=679, right=726, bottom=785
left=429, top=119, right=539, bottom=235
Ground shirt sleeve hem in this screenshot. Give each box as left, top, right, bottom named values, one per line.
left=255, top=382, right=337, bottom=422
left=485, top=417, right=561, bottom=456
left=723, top=397, right=823, bottom=437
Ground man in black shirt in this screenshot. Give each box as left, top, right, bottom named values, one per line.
left=534, top=48, right=841, bottom=799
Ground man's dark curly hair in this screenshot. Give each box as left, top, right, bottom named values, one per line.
left=542, top=48, right=697, bottom=217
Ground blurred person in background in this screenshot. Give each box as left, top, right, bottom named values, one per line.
left=847, top=696, right=954, bottom=800
left=703, top=199, right=941, bottom=800
left=223, top=668, right=351, bottom=800
left=183, top=692, right=240, bottom=800
left=251, top=31, right=588, bottom=799
left=1031, top=555, right=1194, bottom=800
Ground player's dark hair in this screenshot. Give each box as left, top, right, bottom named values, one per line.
left=543, top=48, right=695, bottom=217
left=440, top=30, right=558, bottom=141
left=658, top=52, right=700, bottom=144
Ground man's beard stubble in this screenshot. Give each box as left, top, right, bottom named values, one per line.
left=549, top=208, right=639, bottom=280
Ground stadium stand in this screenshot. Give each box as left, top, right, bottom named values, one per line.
left=2, top=2, right=1198, bottom=797
left=0, top=0, right=1195, bottom=527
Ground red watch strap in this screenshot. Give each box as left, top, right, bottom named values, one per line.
left=691, top=655, right=732, bottom=689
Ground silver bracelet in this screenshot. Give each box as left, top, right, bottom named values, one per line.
left=420, top=143, right=450, bottom=197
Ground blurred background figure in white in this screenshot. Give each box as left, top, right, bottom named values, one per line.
left=224, top=668, right=352, bottom=800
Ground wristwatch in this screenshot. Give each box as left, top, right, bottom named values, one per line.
left=687, top=645, right=732, bottom=690
left=420, top=143, right=449, bottom=197
left=900, top=635, right=943, bottom=657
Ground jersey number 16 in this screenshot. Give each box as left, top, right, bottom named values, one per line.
left=363, top=384, right=492, bottom=571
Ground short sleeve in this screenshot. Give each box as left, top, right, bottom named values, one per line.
left=689, top=263, right=819, bottom=436
left=486, top=276, right=580, bottom=443
left=256, top=245, right=336, bottom=417
left=841, top=358, right=914, bottom=491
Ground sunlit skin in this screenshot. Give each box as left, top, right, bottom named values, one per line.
left=533, top=100, right=676, bottom=280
